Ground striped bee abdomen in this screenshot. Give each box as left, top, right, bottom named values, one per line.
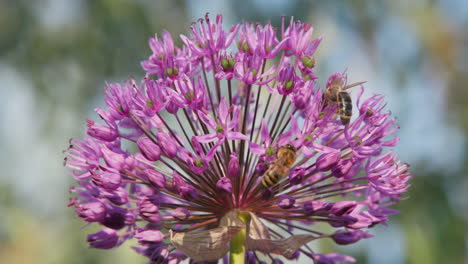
left=338, top=91, right=352, bottom=125
left=261, top=165, right=288, bottom=189
left=260, top=144, right=297, bottom=189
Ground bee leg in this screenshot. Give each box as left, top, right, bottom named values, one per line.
left=321, top=94, right=328, bottom=110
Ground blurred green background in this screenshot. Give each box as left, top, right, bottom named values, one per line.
left=0, top=0, right=466, bottom=263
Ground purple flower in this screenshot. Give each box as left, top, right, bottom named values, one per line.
left=91, top=169, right=121, bottom=191
left=156, top=131, right=178, bottom=158
left=196, top=97, right=248, bottom=144
left=331, top=201, right=358, bottom=216
left=172, top=172, right=198, bottom=200
left=100, top=145, right=126, bottom=171
left=137, top=137, right=161, bottom=161
left=288, top=166, right=305, bottom=184
left=291, top=80, right=314, bottom=109
left=332, top=229, right=373, bottom=245
left=135, top=229, right=165, bottom=245
left=276, top=60, right=297, bottom=95
left=181, top=14, right=238, bottom=58
left=86, top=118, right=117, bottom=142
left=234, top=53, right=276, bottom=85
left=101, top=187, right=128, bottom=205
left=65, top=14, right=411, bottom=263
left=316, top=151, right=341, bottom=171
left=172, top=207, right=190, bottom=221
left=237, top=22, right=287, bottom=59
left=145, top=169, right=166, bottom=189
left=216, top=177, right=233, bottom=194
left=138, top=196, right=161, bottom=223
left=216, top=53, right=236, bottom=80
left=228, top=152, right=240, bottom=178
left=313, top=253, right=356, bottom=264
left=76, top=201, right=106, bottom=222
left=100, top=206, right=133, bottom=230
left=87, top=228, right=119, bottom=249
left=277, top=195, right=295, bottom=209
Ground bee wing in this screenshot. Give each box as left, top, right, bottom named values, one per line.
left=343, top=81, right=366, bottom=90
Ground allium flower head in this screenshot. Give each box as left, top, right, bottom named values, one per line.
left=65, top=14, right=411, bottom=264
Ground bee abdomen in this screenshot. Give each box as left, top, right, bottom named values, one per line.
left=261, top=167, right=282, bottom=188
left=338, top=91, right=352, bottom=125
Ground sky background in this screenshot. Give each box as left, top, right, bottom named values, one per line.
left=0, top=0, right=467, bottom=263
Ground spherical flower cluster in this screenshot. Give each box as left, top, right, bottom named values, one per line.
left=65, top=14, right=411, bottom=264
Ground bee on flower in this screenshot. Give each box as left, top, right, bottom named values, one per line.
left=65, top=13, right=411, bottom=264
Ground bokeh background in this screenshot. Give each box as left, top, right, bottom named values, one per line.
left=0, top=0, right=467, bottom=263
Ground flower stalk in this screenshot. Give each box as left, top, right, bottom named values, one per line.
left=229, top=212, right=250, bottom=264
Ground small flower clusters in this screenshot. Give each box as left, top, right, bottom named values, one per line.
left=65, top=14, right=411, bottom=263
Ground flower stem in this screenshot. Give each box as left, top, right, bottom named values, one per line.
left=229, top=212, right=250, bottom=264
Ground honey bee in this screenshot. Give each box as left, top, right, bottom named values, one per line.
left=261, top=144, right=297, bottom=189
left=324, top=76, right=364, bottom=125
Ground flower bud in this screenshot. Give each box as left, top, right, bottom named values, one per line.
left=86, top=119, right=118, bottom=142
left=331, top=201, right=357, bottom=216
left=159, top=248, right=170, bottom=260
left=272, top=259, right=284, bottom=264
left=303, top=201, right=331, bottom=214
left=166, top=101, right=179, bottom=114
left=92, top=170, right=121, bottom=191
left=145, top=169, right=166, bottom=188
left=221, top=57, right=235, bottom=71
left=101, top=206, right=131, bottom=230
left=216, top=177, right=232, bottom=193
left=292, top=92, right=306, bottom=110
left=168, top=252, right=185, bottom=264
left=287, top=250, right=300, bottom=260
left=330, top=215, right=358, bottom=228
left=228, top=153, right=240, bottom=178
left=137, top=137, right=161, bottom=161
left=289, top=167, right=305, bottom=185
left=157, top=132, right=178, bottom=158
left=255, top=162, right=267, bottom=175
left=87, top=228, right=119, bottom=249
left=135, top=229, right=164, bottom=244
left=277, top=195, right=295, bottom=209
left=173, top=172, right=198, bottom=200
left=313, top=253, right=356, bottom=264
left=301, top=56, right=316, bottom=68
left=246, top=252, right=256, bottom=264
left=101, top=145, right=126, bottom=171
left=76, top=201, right=106, bottom=222
left=139, top=197, right=161, bottom=223
left=179, top=185, right=198, bottom=200
left=261, top=188, right=274, bottom=201
left=316, top=151, right=341, bottom=171
left=172, top=207, right=190, bottom=221
left=101, top=187, right=128, bottom=205
left=332, top=230, right=372, bottom=245
left=332, top=159, right=353, bottom=178
left=277, top=63, right=296, bottom=95
left=124, top=155, right=136, bottom=168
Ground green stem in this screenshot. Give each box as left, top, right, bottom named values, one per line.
left=229, top=212, right=250, bottom=264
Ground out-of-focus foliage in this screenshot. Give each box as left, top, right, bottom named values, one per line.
left=0, top=0, right=188, bottom=263
left=0, top=0, right=466, bottom=263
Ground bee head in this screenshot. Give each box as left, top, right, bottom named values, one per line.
left=285, top=144, right=296, bottom=152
